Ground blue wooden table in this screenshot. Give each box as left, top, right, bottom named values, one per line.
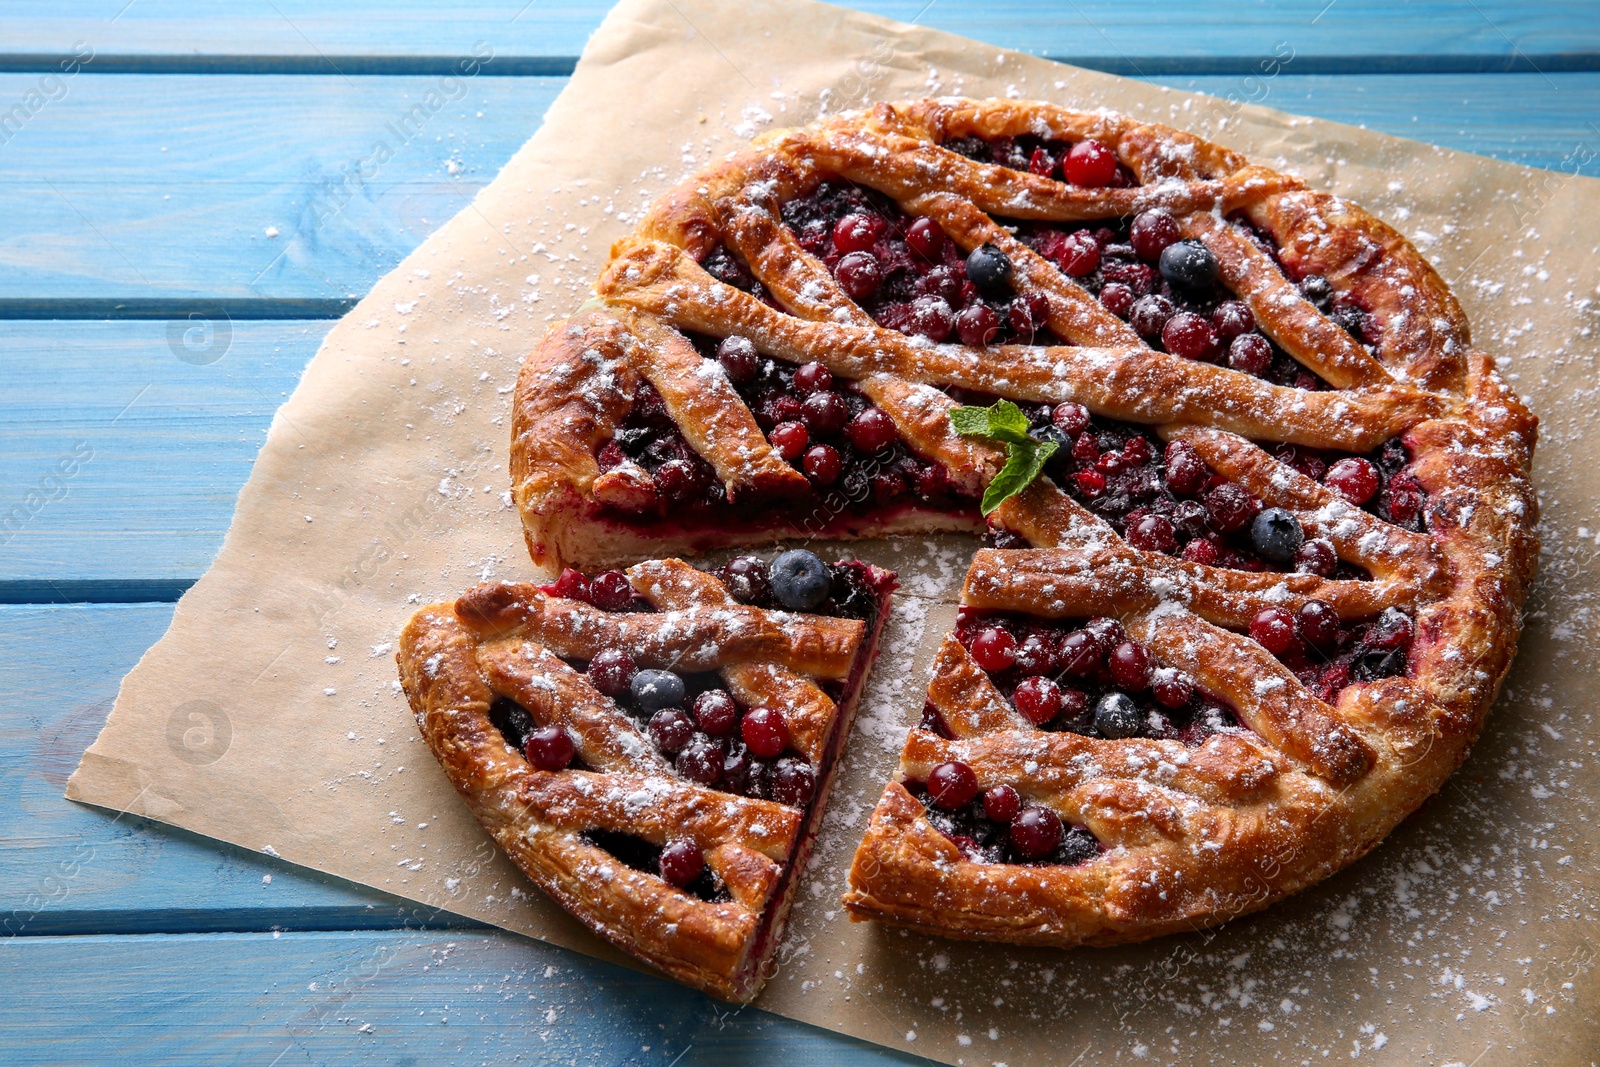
left=2, top=3, right=1596, bottom=1063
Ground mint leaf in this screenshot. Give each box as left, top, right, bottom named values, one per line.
left=980, top=439, right=1057, bottom=515
left=950, top=399, right=1033, bottom=447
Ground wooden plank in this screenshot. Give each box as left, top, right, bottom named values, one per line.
left=0, top=602, right=476, bottom=934
left=0, top=929, right=921, bottom=1067
left=6, top=0, right=1599, bottom=69
left=0, top=322, right=328, bottom=587
left=0, top=73, right=1594, bottom=311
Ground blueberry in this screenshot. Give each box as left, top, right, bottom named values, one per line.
left=630, top=669, right=685, bottom=713
left=1250, top=507, right=1305, bottom=564
left=1157, top=240, right=1219, bottom=290
left=1300, top=274, right=1332, bottom=307
left=965, top=243, right=1014, bottom=295
left=768, top=549, right=831, bottom=611
left=1093, top=691, right=1142, bottom=739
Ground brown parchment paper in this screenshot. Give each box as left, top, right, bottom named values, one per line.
left=68, top=0, right=1600, bottom=1062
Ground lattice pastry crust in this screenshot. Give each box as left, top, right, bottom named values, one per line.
left=501, top=98, right=1535, bottom=947
left=397, top=559, right=893, bottom=1000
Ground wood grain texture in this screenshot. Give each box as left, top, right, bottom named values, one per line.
left=0, top=74, right=1593, bottom=309
left=7, top=0, right=1600, bottom=68
left=0, top=929, right=924, bottom=1066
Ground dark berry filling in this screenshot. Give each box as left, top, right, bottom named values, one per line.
left=1248, top=603, right=1414, bottom=702
left=580, top=829, right=729, bottom=903
left=940, top=609, right=1245, bottom=747
left=778, top=180, right=1059, bottom=346
left=940, top=134, right=1137, bottom=190
left=905, top=778, right=1103, bottom=867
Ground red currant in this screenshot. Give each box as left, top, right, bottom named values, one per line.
left=1052, top=402, right=1090, bottom=436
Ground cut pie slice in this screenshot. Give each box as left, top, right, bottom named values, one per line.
left=396, top=551, right=895, bottom=1001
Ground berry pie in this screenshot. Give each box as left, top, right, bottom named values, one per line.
left=397, top=552, right=895, bottom=1001
left=426, top=96, right=1537, bottom=979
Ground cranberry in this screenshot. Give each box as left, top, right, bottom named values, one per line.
left=656, top=458, right=707, bottom=501
left=1104, top=259, right=1157, bottom=294
left=720, top=743, right=755, bottom=795
left=1297, top=600, right=1340, bottom=648
left=1009, top=291, right=1050, bottom=337
left=1128, top=513, right=1176, bottom=553
left=676, top=737, right=723, bottom=786
left=1325, top=457, right=1379, bottom=506
left=835, top=250, right=883, bottom=299
left=1071, top=430, right=1101, bottom=465
left=769, top=420, right=809, bottom=460
left=1151, top=667, right=1194, bottom=709
left=1028, top=146, right=1057, bottom=176
left=802, top=444, right=842, bottom=485
left=770, top=758, right=817, bottom=806
left=800, top=391, right=848, bottom=435
left=716, top=335, right=759, bottom=383
left=1009, top=806, right=1064, bottom=859
left=649, top=708, right=695, bottom=755
left=524, top=725, right=576, bottom=771
left=1058, top=630, right=1102, bottom=678
left=1162, top=311, right=1219, bottom=360
left=1013, top=675, right=1063, bottom=725
left=982, top=784, right=1022, bottom=823
left=1228, top=333, right=1272, bottom=375
left=927, top=760, right=980, bottom=810
left=1367, top=608, right=1414, bottom=650
left=1130, top=294, right=1175, bottom=339
left=1294, top=537, right=1337, bottom=576
left=1163, top=440, right=1208, bottom=495
left=1212, top=300, right=1254, bottom=340
left=793, top=362, right=832, bottom=395
left=1205, top=483, right=1258, bottom=533
left=1129, top=209, right=1181, bottom=261
left=906, top=296, right=954, bottom=342
left=1059, top=686, right=1090, bottom=722
left=551, top=568, right=592, bottom=604
left=741, top=706, right=790, bottom=759
left=1183, top=538, right=1221, bottom=566
left=1054, top=230, right=1101, bottom=276
left=589, top=570, right=634, bottom=612
left=588, top=648, right=637, bottom=697
left=692, top=689, right=739, bottom=735
left=833, top=212, right=884, bottom=254
left=847, top=407, right=898, bottom=453
left=1052, top=402, right=1091, bottom=436
left=1073, top=470, right=1107, bottom=498
left=658, top=839, right=704, bottom=887
left=1099, top=281, right=1135, bottom=317
left=1122, top=435, right=1153, bottom=465
left=955, top=304, right=1000, bottom=346
left=1065, top=140, right=1118, bottom=187
left=1249, top=606, right=1299, bottom=656
left=906, top=216, right=947, bottom=261
left=596, top=440, right=628, bottom=472
left=919, top=265, right=963, bottom=305
left=970, top=626, right=1018, bottom=672
left=1109, top=641, right=1153, bottom=690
